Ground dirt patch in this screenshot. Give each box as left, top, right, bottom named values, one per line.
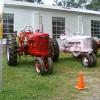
left=76, top=73, right=100, bottom=100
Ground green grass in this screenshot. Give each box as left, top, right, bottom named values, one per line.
left=0, top=51, right=100, bottom=100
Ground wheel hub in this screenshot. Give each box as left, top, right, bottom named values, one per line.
left=35, top=62, right=41, bottom=73
left=83, top=57, right=88, bottom=66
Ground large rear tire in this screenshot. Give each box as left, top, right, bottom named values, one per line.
left=49, top=38, right=59, bottom=61
left=6, top=36, right=17, bottom=66
left=92, top=39, right=98, bottom=55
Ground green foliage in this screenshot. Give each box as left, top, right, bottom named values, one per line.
left=53, top=0, right=100, bottom=10
left=86, top=2, right=100, bottom=11
left=78, top=0, right=87, bottom=4
left=53, top=0, right=89, bottom=8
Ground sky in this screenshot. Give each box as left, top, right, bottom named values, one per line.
left=42, top=0, right=54, bottom=5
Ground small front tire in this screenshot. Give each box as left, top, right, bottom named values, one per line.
left=90, top=53, right=97, bottom=67
left=34, top=57, right=45, bottom=75
left=81, top=53, right=92, bottom=67
left=81, top=53, right=97, bottom=67
left=46, top=57, right=53, bottom=74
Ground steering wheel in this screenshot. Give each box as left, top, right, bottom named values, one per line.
left=60, top=28, right=72, bottom=37
left=24, top=26, right=33, bottom=33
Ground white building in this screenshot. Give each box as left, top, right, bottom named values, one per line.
left=4, top=0, right=100, bottom=41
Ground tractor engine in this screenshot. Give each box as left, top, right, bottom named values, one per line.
left=18, top=31, right=49, bottom=56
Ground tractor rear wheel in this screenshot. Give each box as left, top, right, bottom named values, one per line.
left=49, top=38, right=59, bottom=61
left=6, top=36, right=17, bottom=66
left=34, top=57, right=45, bottom=75
left=92, top=39, right=98, bottom=55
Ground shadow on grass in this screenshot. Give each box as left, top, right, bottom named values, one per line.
left=97, top=49, right=100, bottom=57
left=97, top=53, right=100, bottom=57
left=16, top=59, right=34, bottom=68
left=16, top=55, right=79, bottom=67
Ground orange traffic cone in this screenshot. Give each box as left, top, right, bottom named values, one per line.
left=75, top=71, right=85, bottom=90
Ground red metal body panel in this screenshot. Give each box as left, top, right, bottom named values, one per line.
left=18, top=31, right=49, bottom=56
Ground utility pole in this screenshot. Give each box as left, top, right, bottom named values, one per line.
left=0, top=0, right=4, bottom=92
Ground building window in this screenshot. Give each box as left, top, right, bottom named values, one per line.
left=91, top=20, right=100, bottom=38
left=3, top=13, right=14, bottom=38
left=52, top=17, right=65, bottom=38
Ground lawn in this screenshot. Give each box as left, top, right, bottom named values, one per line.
left=0, top=51, right=100, bottom=100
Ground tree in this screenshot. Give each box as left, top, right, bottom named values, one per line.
left=53, top=0, right=62, bottom=6
left=35, top=0, right=44, bottom=4
left=86, top=0, right=100, bottom=11
left=78, top=0, right=87, bottom=4
left=25, top=0, right=35, bottom=2
left=53, top=0, right=92, bottom=9
left=53, top=0, right=78, bottom=8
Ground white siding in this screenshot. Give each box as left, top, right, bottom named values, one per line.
left=4, top=6, right=100, bottom=38
left=4, top=7, right=33, bottom=33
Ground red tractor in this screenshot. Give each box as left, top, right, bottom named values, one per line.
left=6, top=26, right=59, bottom=75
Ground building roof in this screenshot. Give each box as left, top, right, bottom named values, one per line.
left=4, top=0, right=100, bottom=15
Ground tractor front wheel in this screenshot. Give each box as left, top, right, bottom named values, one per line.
left=44, top=57, right=53, bottom=74
left=6, top=36, right=17, bottom=66
left=90, top=53, right=97, bottom=66
left=34, top=57, right=45, bottom=75
left=81, top=53, right=97, bottom=67
left=34, top=57, right=53, bottom=75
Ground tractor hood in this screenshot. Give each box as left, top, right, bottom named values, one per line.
left=68, top=35, right=92, bottom=42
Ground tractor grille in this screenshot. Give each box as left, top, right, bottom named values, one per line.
left=38, top=36, right=49, bottom=51
left=33, top=34, right=49, bottom=56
